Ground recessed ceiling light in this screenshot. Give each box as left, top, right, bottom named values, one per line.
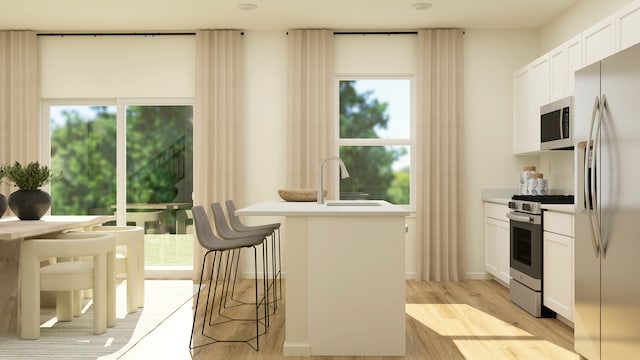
left=238, top=3, right=258, bottom=11
left=412, top=2, right=432, bottom=11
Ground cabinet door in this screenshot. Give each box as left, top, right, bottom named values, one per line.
left=550, top=46, right=567, bottom=100
left=543, top=231, right=574, bottom=321
left=583, top=15, right=616, bottom=67
left=566, top=35, right=583, bottom=95
left=616, top=0, right=640, bottom=51
left=526, top=55, right=549, bottom=152
left=485, top=217, right=510, bottom=285
left=512, top=55, right=548, bottom=155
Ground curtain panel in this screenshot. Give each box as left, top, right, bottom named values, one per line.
left=193, top=30, right=244, bottom=280
left=286, top=29, right=338, bottom=198
left=0, top=31, right=39, bottom=196
left=416, top=29, right=464, bottom=281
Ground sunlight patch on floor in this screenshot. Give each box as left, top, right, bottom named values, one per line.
left=406, top=303, right=580, bottom=360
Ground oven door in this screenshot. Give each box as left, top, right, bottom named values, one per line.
left=508, top=211, right=543, bottom=282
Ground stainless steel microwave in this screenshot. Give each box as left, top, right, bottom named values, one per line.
left=540, top=96, right=573, bottom=150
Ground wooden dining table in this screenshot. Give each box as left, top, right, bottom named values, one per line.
left=0, top=215, right=115, bottom=335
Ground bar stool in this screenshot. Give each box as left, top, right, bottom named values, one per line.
left=90, top=225, right=145, bottom=313
left=225, top=200, right=282, bottom=302
left=19, top=232, right=116, bottom=339
left=189, top=205, right=268, bottom=351
left=210, top=202, right=273, bottom=318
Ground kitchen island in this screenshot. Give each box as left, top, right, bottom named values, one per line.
left=237, top=200, right=409, bottom=357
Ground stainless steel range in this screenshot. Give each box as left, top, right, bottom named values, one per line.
left=507, top=194, right=574, bottom=317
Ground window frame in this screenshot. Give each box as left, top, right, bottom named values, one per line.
left=335, top=75, right=416, bottom=210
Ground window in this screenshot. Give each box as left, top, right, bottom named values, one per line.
left=338, top=79, right=414, bottom=206
left=44, top=100, right=194, bottom=277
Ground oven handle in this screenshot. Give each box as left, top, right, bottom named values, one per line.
left=507, top=211, right=539, bottom=224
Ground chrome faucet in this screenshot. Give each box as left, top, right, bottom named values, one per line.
left=318, top=156, right=350, bottom=204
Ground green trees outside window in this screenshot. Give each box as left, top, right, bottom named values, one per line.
left=338, top=80, right=411, bottom=204
left=50, top=105, right=193, bottom=216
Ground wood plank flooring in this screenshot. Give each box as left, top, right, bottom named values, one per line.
left=184, top=279, right=577, bottom=360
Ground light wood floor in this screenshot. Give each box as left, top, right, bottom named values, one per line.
left=181, top=279, right=577, bottom=360
left=2, top=278, right=575, bottom=359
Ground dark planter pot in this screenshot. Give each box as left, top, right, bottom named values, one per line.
left=0, top=194, right=7, bottom=218
left=8, top=189, right=51, bottom=220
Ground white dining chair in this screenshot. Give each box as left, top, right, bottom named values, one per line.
left=19, top=232, right=116, bottom=340
left=90, top=225, right=145, bottom=313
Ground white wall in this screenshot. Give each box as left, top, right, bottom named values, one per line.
left=462, top=29, right=540, bottom=278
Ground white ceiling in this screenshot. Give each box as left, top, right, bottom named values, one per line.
left=2, top=0, right=580, bottom=32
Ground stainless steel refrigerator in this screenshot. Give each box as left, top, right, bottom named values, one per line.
left=574, top=42, right=640, bottom=359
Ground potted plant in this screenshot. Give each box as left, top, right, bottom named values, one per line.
left=0, top=164, right=7, bottom=218
left=4, top=161, right=62, bottom=220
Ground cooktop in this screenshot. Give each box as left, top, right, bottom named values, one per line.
left=511, top=194, right=575, bottom=204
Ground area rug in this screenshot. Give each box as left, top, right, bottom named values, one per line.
left=0, top=280, right=195, bottom=359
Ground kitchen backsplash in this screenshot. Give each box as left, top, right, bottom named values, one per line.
left=537, top=150, right=574, bottom=195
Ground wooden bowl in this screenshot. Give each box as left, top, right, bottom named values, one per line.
left=278, top=189, right=327, bottom=202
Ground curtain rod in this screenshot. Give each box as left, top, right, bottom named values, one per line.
left=37, top=32, right=197, bottom=37
left=333, top=31, right=418, bottom=35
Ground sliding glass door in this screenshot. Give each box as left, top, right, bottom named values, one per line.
left=45, top=100, right=194, bottom=278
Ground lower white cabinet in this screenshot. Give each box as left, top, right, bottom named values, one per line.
left=484, top=202, right=510, bottom=286
left=543, top=211, right=574, bottom=322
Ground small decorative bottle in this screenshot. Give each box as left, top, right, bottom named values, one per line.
left=527, top=173, right=548, bottom=195
left=519, top=166, right=536, bottom=195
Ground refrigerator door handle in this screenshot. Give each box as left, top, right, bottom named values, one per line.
left=585, top=95, right=600, bottom=256
left=593, top=94, right=607, bottom=257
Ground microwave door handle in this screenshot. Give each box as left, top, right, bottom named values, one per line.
left=585, top=96, right=600, bottom=256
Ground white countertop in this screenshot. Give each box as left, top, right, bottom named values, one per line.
left=483, top=197, right=511, bottom=205
left=237, top=200, right=411, bottom=217
left=542, top=204, right=576, bottom=214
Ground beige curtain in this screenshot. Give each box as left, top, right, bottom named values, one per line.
left=416, top=29, right=464, bottom=281
left=0, top=31, right=39, bottom=197
left=286, top=30, right=338, bottom=198
left=193, top=30, right=244, bottom=280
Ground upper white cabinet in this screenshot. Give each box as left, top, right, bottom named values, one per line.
left=513, top=55, right=548, bottom=155
left=583, top=15, right=616, bottom=67
left=616, top=0, right=640, bottom=51
left=550, top=35, right=583, bottom=101
left=513, top=0, right=640, bottom=155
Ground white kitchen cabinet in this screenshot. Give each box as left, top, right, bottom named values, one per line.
left=616, top=0, right=640, bottom=51
left=543, top=210, right=574, bottom=322
left=484, top=202, right=510, bottom=286
left=583, top=15, right=616, bottom=67
left=512, top=54, right=548, bottom=155
left=550, top=35, right=583, bottom=101
left=566, top=35, right=583, bottom=96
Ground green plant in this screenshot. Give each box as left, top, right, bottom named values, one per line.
left=4, top=161, right=62, bottom=190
